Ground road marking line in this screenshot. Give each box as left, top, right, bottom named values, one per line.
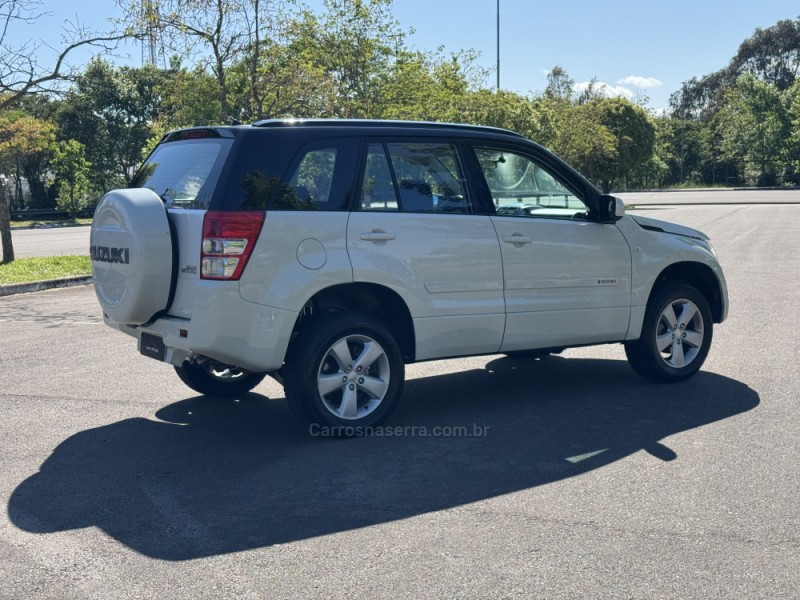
left=565, top=449, right=609, bottom=464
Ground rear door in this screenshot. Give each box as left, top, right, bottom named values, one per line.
left=471, top=144, right=632, bottom=351
left=347, top=139, right=505, bottom=360
left=129, top=131, right=234, bottom=319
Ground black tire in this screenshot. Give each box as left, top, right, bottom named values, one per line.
left=283, top=312, right=405, bottom=429
left=625, top=283, right=713, bottom=383
left=174, top=360, right=267, bottom=397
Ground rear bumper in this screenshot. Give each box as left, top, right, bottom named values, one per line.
left=106, top=291, right=298, bottom=372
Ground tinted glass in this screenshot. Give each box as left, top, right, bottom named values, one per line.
left=131, top=138, right=232, bottom=209
left=230, top=137, right=356, bottom=211
left=360, top=144, right=398, bottom=211
left=282, top=148, right=338, bottom=209
left=359, top=142, right=472, bottom=214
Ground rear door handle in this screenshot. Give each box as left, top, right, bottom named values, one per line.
left=502, top=234, right=532, bottom=245
left=360, top=232, right=396, bottom=242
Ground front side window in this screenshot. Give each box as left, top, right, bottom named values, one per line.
left=360, top=142, right=473, bottom=214
left=474, top=147, right=588, bottom=220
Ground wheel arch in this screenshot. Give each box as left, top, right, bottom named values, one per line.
left=649, top=261, right=724, bottom=323
left=292, top=283, right=416, bottom=362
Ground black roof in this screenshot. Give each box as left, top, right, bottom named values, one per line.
left=251, top=118, right=524, bottom=138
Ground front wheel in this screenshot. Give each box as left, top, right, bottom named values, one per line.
left=174, top=360, right=267, bottom=397
left=625, top=283, right=713, bottom=383
left=284, top=313, right=405, bottom=430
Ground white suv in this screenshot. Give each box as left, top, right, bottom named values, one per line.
left=90, top=120, right=728, bottom=428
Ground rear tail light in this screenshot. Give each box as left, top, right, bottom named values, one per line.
left=201, top=211, right=265, bottom=280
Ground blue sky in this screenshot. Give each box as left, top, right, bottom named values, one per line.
left=9, top=0, right=800, bottom=111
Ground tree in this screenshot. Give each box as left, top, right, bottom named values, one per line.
left=0, top=112, right=55, bottom=208
left=650, top=117, right=710, bottom=187
left=226, top=19, right=335, bottom=120
left=295, top=0, right=407, bottom=118
left=544, top=65, right=573, bottom=100
left=715, top=74, right=789, bottom=186
left=459, top=89, right=539, bottom=138
left=588, top=98, right=655, bottom=191
left=671, top=17, right=800, bottom=122
left=730, top=18, right=800, bottom=91
left=0, top=174, right=11, bottom=263
left=117, top=0, right=289, bottom=123
left=155, top=60, right=221, bottom=127
left=0, top=0, right=126, bottom=262
left=784, top=78, right=800, bottom=182
left=544, top=100, right=618, bottom=187
left=52, top=140, right=91, bottom=217
left=0, top=112, right=55, bottom=262
left=0, top=0, right=127, bottom=110
left=57, top=59, right=167, bottom=192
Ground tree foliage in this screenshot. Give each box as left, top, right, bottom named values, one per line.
left=4, top=0, right=800, bottom=264
left=52, top=139, right=91, bottom=216
left=715, top=75, right=790, bottom=186
left=0, top=111, right=55, bottom=206
left=56, top=59, right=168, bottom=190
left=671, top=17, right=800, bottom=121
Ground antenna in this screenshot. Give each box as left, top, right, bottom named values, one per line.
left=141, top=0, right=162, bottom=67
left=496, top=0, right=500, bottom=91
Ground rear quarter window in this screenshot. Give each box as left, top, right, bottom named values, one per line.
left=224, top=135, right=359, bottom=211
left=131, top=138, right=232, bottom=209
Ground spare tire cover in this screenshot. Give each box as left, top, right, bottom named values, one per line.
left=91, top=188, right=174, bottom=325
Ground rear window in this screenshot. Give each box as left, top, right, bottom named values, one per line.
left=130, top=138, right=232, bottom=209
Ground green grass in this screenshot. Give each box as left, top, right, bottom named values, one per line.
left=10, top=218, right=92, bottom=229
left=0, top=256, right=91, bottom=285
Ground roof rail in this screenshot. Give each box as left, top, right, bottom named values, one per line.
left=251, top=118, right=523, bottom=137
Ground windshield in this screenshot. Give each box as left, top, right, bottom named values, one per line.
left=130, top=138, right=233, bottom=209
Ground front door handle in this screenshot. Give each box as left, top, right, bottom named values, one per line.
left=360, top=232, right=396, bottom=242
left=502, top=234, right=532, bottom=245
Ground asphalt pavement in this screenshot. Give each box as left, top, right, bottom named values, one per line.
left=618, top=187, right=800, bottom=205
left=1, top=202, right=799, bottom=598
left=8, top=226, right=90, bottom=260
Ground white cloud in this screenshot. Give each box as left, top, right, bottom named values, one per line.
left=617, top=75, right=663, bottom=89
left=574, top=81, right=635, bottom=100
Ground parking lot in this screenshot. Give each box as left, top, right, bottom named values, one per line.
left=1, top=201, right=799, bottom=598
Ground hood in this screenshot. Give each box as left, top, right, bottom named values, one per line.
left=630, top=214, right=709, bottom=241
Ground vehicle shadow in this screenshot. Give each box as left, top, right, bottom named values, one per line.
left=8, top=356, right=759, bottom=561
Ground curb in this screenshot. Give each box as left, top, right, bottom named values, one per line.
left=0, top=275, right=92, bottom=297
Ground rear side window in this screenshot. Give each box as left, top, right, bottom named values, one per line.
left=131, top=138, right=232, bottom=209
left=272, top=148, right=338, bottom=210
left=233, top=138, right=358, bottom=211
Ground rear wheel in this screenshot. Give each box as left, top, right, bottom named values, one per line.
left=625, top=283, right=713, bottom=382
left=174, top=360, right=267, bottom=397
left=284, top=313, right=405, bottom=429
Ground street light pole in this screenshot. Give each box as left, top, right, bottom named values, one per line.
left=496, top=0, right=500, bottom=91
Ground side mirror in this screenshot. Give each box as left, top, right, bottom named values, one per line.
left=597, top=194, right=625, bottom=223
